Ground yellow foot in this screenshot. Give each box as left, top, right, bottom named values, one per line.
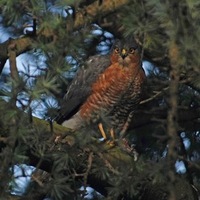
left=105, top=139, right=115, bottom=147
left=98, top=123, right=116, bottom=146
left=98, top=123, right=107, bottom=140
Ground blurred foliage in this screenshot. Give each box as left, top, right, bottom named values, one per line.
left=0, top=0, right=200, bottom=199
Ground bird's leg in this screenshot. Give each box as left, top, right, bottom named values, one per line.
left=98, top=123, right=107, bottom=141
left=98, top=123, right=115, bottom=146
left=110, top=128, right=115, bottom=144
left=119, top=124, right=128, bottom=138
left=119, top=112, right=133, bottom=138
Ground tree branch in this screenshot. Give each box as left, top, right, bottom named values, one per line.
left=0, top=0, right=131, bottom=72
left=69, top=0, right=130, bottom=31
left=167, top=40, right=181, bottom=200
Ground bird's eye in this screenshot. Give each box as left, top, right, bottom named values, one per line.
left=115, top=47, right=119, bottom=53
left=129, top=48, right=135, bottom=54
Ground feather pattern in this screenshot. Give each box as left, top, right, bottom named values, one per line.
left=56, top=39, right=146, bottom=138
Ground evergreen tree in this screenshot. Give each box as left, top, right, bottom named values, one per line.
left=0, top=0, right=200, bottom=199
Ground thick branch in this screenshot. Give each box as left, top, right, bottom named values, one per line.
left=71, top=0, right=130, bottom=31
left=0, top=37, right=33, bottom=72
left=0, top=0, right=131, bottom=72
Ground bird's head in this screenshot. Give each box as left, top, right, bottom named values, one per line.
left=110, top=39, right=140, bottom=66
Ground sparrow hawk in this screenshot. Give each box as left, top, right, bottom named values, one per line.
left=56, top=39, right=146, bottom=142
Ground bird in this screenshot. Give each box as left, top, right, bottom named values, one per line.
left=56, top=39, right=146, bottom=143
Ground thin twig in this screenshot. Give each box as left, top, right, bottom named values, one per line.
left=98, top=152, right=120, bottom=175
left=140, top=78, right=191, bottom=105
left=178, top=155, right=200, bottom=171
left=31, top=174, right=45, bottom=187
left=140, top=86, right=169, bottom=104
left=72, top=168, right=85, bottom=177
left=82, top=152, right=93, bottom=199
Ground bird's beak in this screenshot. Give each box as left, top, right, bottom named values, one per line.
left=121, top=48, right=127, bottom=59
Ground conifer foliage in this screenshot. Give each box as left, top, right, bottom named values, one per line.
left=0, top=0, right=200, bottom=199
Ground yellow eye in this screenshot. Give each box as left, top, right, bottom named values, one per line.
left=129, top=48, right=135, bottom=54
left=115, top=47, right=119, bottom=53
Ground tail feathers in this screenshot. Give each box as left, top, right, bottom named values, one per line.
left=61, top=113, right=82, bottom=130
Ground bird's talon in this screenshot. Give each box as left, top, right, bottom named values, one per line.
left=105, top=139, right=110, bottom=144
left=56, top=40, right=146, bottom=153
left=109, top=141, right=115, bottom=147
left=105, top=140, right=115, bottom=147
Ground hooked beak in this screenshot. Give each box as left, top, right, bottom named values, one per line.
left=121, top=48, right=127, bottom=59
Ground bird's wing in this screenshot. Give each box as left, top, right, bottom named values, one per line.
left=56, top=55, right=111, bottom=124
